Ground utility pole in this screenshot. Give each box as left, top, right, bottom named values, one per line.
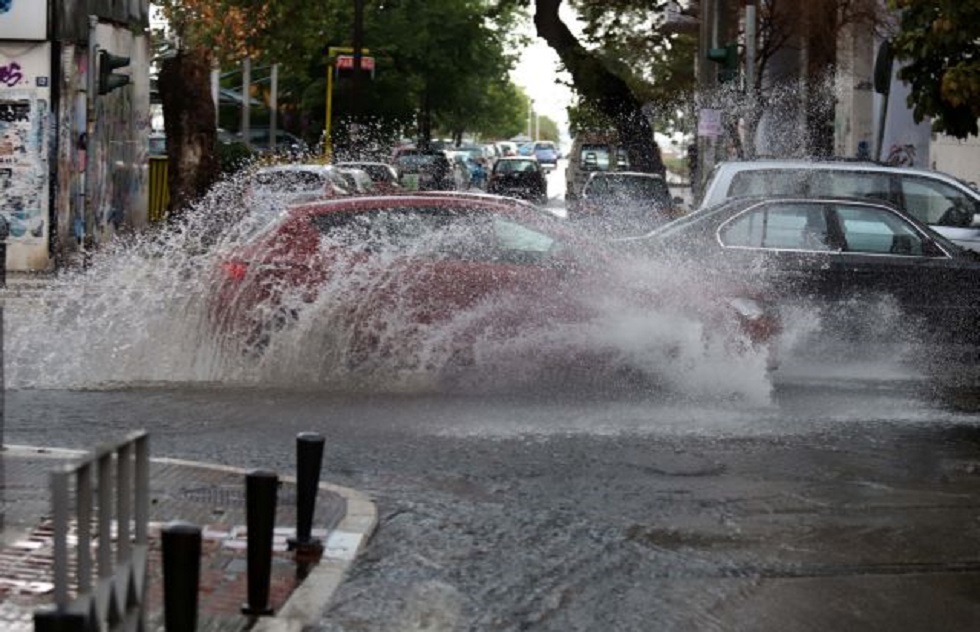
left=351, top=0, right=365, bottom=152
left=242, top=57, right=251, bottom=149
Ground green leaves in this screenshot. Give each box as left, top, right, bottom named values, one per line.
left=890, top=0, right=980, bottom=138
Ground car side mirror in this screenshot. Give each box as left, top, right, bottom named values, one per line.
left=972, top=213, right=980, bottom=228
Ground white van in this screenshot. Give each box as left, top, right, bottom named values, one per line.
left=698, top=159, right=980, bottom=252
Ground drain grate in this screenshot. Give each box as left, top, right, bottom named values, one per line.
left=179, top=485, right=297, bottom=507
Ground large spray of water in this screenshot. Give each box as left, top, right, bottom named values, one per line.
left=5, top=168, right=780, bottom=402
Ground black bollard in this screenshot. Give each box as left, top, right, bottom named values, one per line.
left=33, top=610, right=87, bottom=631
left=242, top=469, right=278, bottom=616
left=161, top=521, right=202, bottom=632
left=288, top=432, right=325, bottom=555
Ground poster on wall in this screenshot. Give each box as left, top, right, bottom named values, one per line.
left=0, top=43, right=50, bottom=255
left=0, top=0, right=47, bottom=41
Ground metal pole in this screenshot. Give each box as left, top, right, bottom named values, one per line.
left=241, top=469, right=278, bottom=616
left=84, top=15, right=98, bottom=249
left=269, top=64, right=278, bottom=155
left=241, top=57, right=251, bottom=149
left=288, top=433, right=325, bottom=555
left=527, top=98, right=532, bottom=140
left=162, top=521, right=201, bottom=632
left=352, top=0, right=365, bottom=137
left=210, top=64, right=220, bottom=128
left=325, top=57, right=334, bottom=160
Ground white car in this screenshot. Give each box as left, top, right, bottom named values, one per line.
left=698, top=159, right=980, bottom=252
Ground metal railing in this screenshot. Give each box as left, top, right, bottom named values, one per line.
left=34, top=431, right=151, bottom=632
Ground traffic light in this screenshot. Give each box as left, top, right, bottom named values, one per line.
left=98, top=50, right=130, bottom=95
left=707, top=43, right=739, bottom=84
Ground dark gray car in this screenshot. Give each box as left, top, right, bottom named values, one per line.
left=621, top=196, right=980, bottom=345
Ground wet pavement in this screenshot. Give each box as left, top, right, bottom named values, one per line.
left=0, top=444, right=377, bottom=632
left=2, top=378, right=979, bottom=631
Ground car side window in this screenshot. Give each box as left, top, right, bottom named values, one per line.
left=834, top=204, right=934, bottom=257
left=728, top=170, right=808, bottom=198
left=720, top=203, right=832, bottom=251
left=900, top=176, right=979, bottom=227
left=809, top=170, right=892, bottom=202
left=492, top=218, right=558, bottom=264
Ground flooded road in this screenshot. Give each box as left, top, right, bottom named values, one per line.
left=5, top=362, right=980, bottom=631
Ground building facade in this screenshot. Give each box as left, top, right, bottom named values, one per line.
left=0, top=0, right=149, bottom=272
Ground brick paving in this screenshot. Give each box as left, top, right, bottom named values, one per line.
left=0, top=447, right=355, bottom=632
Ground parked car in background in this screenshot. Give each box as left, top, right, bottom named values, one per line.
left=565, top=131, right=631, bottom=209
left=334, top=167, right=377, bottom=195
left=698, top=158, right=980, bottom=253
left=251, top=164, right=350, bottom=204
left=392, top=149, right=454, bottom=191
left=620, top=195, right=980, bottom=345
left=334, top=161, right=403, bottom=194
left=495, top=141, right=519, bottom=157
left=519, top=141, right=560, bottom=171
left=206, top=193, right=781, bottom=370
left=569, top=171, right=679, bottom=235
left=487, top=156, right=548, bottom=205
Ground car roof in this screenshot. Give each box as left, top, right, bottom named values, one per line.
left=335, top=161, right=391, bottom=168
left=256, top=163, right=334, bottom=173
left=280, top=193, right=543, bottom=221
left=713, top=158, right=948, bottom=179
left=587, top=171, right=665, bottom=179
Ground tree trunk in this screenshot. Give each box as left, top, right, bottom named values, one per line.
left=157, top=48, right=220, bottom=222
left=533, top=0, right=665, bottom=175
left=803, top=2, right=837, bottom=157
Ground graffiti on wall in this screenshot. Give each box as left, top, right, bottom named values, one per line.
left=0, top=96, right=47, bottom=241
left=0, top=43, right=51, bottom=264
left=0, top=61, right=23, bottom=86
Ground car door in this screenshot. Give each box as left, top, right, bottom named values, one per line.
left=715, top=200, right=842, bottom=305
left=827, top=201, right=980, bottom=337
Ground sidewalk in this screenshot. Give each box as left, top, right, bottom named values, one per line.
left=0, top=444, right=378, bottom=631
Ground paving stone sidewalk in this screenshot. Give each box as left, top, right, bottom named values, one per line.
left=0, top=446, right=378, bottom=631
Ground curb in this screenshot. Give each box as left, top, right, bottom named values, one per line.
left=3, top=446, right=378, bottom=630
left=152, top=456, right=379, bottom=631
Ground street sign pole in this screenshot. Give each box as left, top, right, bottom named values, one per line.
left=323, top=46, right=371, bottom=162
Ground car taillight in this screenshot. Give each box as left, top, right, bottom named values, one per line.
left=221, top=260, right=249, bottom=281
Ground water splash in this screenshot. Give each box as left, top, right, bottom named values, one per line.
left=5, top=171, right=776, bottom=401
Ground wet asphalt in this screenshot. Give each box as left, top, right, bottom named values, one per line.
left=4, top=356, right=980, bottom=631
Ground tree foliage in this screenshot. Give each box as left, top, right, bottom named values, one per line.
left=154, top=0, right=529, bottom=146
left=890, top=0, right=980, bottom=138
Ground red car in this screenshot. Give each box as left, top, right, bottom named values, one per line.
left=206, top=193, right=780, bottom=378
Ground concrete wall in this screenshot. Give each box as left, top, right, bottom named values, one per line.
left=931, top=134, right=980, bottom=185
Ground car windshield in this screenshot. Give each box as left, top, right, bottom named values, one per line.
left=495, top=160, right=538, bottom=174
left=310, top=206, right=562, bottom=263
left=587, top=175, right=669, bottom=200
